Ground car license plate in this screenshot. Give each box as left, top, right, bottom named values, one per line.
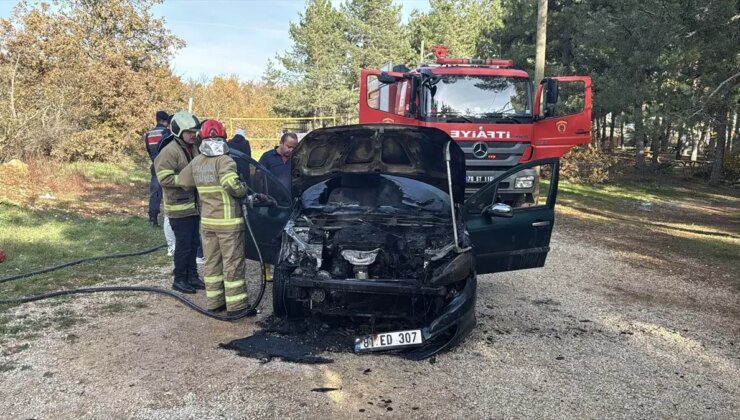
left=354, top=329, right=423, bottom=352
left=466, top=175, right=496, bottom=183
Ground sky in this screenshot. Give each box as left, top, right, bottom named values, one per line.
left=0, top=0, right=430, bottom=81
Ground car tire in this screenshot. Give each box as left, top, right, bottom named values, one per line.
left=272, top=267, right=304, bottom=318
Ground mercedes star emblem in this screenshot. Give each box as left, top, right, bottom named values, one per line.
left=472, top=142, right=488, bottom=159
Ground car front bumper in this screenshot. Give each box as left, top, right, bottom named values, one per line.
left=284, top=273, right=477, bottom=359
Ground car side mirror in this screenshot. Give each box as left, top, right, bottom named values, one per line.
left=377, top=72, right=400, bottom=84
left=485, top=203, right=513, bottom=218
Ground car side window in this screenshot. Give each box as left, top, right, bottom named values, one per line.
left=540, top=81, right=586, bottom=118
left=366, top=75, right=407, bottom=116
left=466, top=161, right=557, bottom=214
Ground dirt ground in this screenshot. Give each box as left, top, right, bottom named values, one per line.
left=1, top=227, right=738, bottom=419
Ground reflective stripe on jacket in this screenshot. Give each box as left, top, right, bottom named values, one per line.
left=177, top=152, right=246, bottom=232
left=154, top=138, right=199, bottom=218
left=143, top=124, right=170, bottom=161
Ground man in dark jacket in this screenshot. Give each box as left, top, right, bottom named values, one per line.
left=227, top=128, right=251, bottom=157
left=258, top=132, right=298, bottom=191
left=143, top=111, right=171, bottom=226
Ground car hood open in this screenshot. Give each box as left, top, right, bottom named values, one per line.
left=291, top=124, right=466, bottom=204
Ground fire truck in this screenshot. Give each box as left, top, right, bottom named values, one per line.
left=359, top=45, right=591, bottom=202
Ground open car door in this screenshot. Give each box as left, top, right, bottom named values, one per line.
left=229, top=150, right=292, bottom=264
left=463, top=158, right=559, bottom=274
left=532, top=76, right=592, bottom=160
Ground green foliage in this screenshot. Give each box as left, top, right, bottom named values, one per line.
left=723, top=150, right=740, bottom=183
left=268, top=0, right=415, bottom=118
left=268, top=0, right=355, bottom=117
left=409, top=0, right=504, bottom=59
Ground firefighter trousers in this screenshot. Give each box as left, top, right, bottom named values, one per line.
left=202, top=229, right=247, bottom=312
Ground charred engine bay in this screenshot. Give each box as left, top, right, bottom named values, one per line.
left=278, top=173, right=472, bottom=323
left=284, top=213, right=455, bottom=282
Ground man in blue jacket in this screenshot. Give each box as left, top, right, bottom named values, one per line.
left=258, top=132, right=298, bottom=191
left=143, top=111, right=171, bottom=226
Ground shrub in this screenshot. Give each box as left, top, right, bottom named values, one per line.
left=560, top=146, right=620, bottom=184
left=723, top=150, right=740, bottom=184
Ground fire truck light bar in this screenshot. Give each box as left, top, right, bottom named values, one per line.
left=433, top=45, right=513, bottom=67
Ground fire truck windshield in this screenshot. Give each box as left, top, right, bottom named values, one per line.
left=422, top=75, right=532, bottom=122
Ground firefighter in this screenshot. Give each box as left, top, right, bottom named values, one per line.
left=154, top=111, right=205, bottom=294
left=177, top=120, right=249, bottom=314
left=143, top=111, right=171, bottom=226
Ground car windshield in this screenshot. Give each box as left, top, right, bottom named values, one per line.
left=422, top=75, right=532, bottom=122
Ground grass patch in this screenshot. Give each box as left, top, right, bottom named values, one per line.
left=557, top=178, right=740, bottom=287
left=0, top=203, right=170, bottom=311
left=68, top=161, right=150, bottom=185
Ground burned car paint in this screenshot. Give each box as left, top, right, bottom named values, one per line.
left=232, top=124, right=560, bottom=359
left=274, top=125, right=475, bottom=358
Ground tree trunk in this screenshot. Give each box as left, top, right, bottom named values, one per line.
left=609, top=113, right=616, bottom=150
left=650, top=116, right=662, bottom=164
left=727, top=110, right=737, bottom=153
left=619, top=114, right=625, bottom=150
left=675, top=124, right=685, bottom=160
left=691, top=124, right=707, bottom=161
left=594, top=115, right=601, bottom=149
left=660, top=117, right=672, bottom=157
left=634, top=101, right=646, bottom=169
left=707, top=127, right=717, bottom=159
left=601, top=114, right=607, bottom=147
left=534, top=0, right=548, bottom=84
left=709, top=109, right=728, bottom=185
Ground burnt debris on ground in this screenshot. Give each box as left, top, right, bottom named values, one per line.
left=220, top=316, right=352, bottom=364
left=221, top=315, right=419, bottom=364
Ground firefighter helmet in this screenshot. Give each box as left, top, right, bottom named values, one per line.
left=200, top=119, right=227, bottom=139
left=170, top=111, right=200, bottom=138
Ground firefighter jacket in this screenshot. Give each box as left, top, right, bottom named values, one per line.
left=154, top=135, right=200, bottom=218
left=177, top=139, right=246, bottom=232
left=143, top=124, right=171, bottom=161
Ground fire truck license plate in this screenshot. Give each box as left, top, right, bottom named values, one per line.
left=354, top=329, right=423, bottom=352
left=466, top=175, right=496, bottom=183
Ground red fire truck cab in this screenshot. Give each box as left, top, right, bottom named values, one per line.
left=359, top=45, right=591, bottom=200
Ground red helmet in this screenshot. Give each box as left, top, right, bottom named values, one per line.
left=200, top=119, right=227, bottom=139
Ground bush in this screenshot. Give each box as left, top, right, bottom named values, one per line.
left=560, top=146, right=620, bottom=184
left=723, top=150, right=740, bottom=184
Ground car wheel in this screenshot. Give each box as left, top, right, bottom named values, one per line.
left=272, top=267, right=304, bottom=318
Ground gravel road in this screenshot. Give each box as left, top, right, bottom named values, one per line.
left=1, top=230, right=738, bottom=418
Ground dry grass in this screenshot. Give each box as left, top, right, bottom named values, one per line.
left=0, top=159, right=87, bottom=207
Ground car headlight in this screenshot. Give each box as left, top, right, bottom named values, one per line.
left=514, top=175, right=534, bottom=189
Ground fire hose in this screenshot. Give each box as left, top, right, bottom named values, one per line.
left=0, top=203, right=267, bottom=322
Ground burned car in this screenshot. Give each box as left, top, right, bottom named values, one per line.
left=234, top=124, right=560, bottom=358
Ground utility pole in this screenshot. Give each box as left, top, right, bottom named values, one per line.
left=420, top=40, right=425, bottom=65
left=535, top=0, right=548, bottom=84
